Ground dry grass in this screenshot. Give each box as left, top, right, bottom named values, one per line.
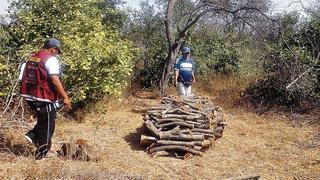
left=195, top=75, right=258, bottom=109
left=0, top=76, right=319, bottom=179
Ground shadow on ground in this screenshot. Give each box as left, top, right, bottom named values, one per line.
left=123, top=126, right=148, bottom=152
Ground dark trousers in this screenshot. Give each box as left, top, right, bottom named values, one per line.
left=26, top=101, right=56, bottom=159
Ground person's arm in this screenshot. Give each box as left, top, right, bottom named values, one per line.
left=45, top=57, right=71, bottom=108
left=191, top=60, right=196, bottom=83
left=174, top=58, right=180, bottom=87
left=175, top=70, right=179, bottom=87
left=18, top=62, right=26, bottom=81
left=192, top=71, right=196, bottom=83
left=49, top=75, right=71, bottom=109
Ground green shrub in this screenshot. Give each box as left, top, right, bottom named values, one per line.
left=188, top=28, right=241, bottom=75
left=244, top=12, right=320, bottom=108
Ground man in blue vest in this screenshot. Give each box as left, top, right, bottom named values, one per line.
left=174, top=47, right=196, bottom=96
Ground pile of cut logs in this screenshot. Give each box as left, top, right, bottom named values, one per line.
left=140, top=95, right=225, bottom=158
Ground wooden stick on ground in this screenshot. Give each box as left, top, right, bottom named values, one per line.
left=161, top=114, right=202, bottom=120
left=159, top=133, right=204, bottom=141
left=157, top=140, right=211, bottom=148
left=140, top=135, right=157, bottom=146
left=144, top=120, right=159, bottom=136
left=155, top=122, right=194, bottom=129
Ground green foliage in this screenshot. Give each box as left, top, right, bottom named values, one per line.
left=188, top=28, right=241, bottom=75
left=98, top=0, right=128, bottom=30
left=124, top=2, right=167, bottom=88
left=245, top=12, right=320, bottom=107
left=2, top=0, right=134, bottom=106
left=0, top=26, right=17, bottom=97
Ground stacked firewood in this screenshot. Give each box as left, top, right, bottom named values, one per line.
left=140, top=95, right=225, bottom=158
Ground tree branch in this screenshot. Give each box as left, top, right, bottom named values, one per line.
left=166, top=0, right=177, bottom=47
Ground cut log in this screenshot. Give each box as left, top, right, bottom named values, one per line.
left=193, top=146, right=202, bottom=151
left=155, top=122, right=194, bottom=129
left=203, top=134, right=214, bottom=138
left=148, top=105, right=172, bottom=110
left=156, top=118, right=184, bottom=124
left=148, top=145, right=203, bottom=156
left=143, top=115, right=150, bottom=121
left=192, top=128, right=214, bottom=134
left=147, top=110, right=162, bottom=116
left=144, top=120, right=159, bottom=136
left=204, top=107, right=216, bottom=112
left=160, top=140, right=211, bottom=148
left=140, top=135, right=157, bottom=146
left=157, top=140, right=195, bottom=147
left=161, top=114, right=202, bottom=120
left=200, top=140, right=211, bottom=148
left=181, top=101, right=201, bottom=110
left=152, top=150, right=171, bottom=157
left=179, top=130, right=214, bottom=138
left=185, top=120, right=202, bottom=125
left=157, top=140, right=210, bottom=147
left=160, top=126, right=182, bottom=135
left=195, top=124, right=210, bottom=129
left=164, top=108, right=199, bottom=116
left=196, top=119, right=210, bottom=123
left=191, top=109, right=210, bottom=117
left=159, top=132, right=204, bottom=141
left=161, top=108, right=171, bottom=115
left=140, top=95, right=224, bottom=159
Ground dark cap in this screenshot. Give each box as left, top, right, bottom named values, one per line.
left=43, top=38, right=62, bottom=54
left=182, top=47, right=191, bottom=54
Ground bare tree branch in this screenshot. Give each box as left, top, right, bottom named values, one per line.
left=286, top=53, right=320, bottom=89
left=299, top=0, right=320, bottom=19
left=166, top=0, right=176, bottom=47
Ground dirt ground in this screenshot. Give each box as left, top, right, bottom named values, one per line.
left=0, top=94, right=319, bottom=179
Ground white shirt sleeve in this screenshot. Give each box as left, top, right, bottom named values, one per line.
left=18, top=62, right=26, bottom=81
left=45, top=57, right=60, bottom=75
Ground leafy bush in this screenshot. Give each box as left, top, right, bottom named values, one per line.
left=124, top=2, right=167, bottom=88
left=244, top=12, right=320, bottom=108
left=188, top=28, right=241, bottom=75
left=245, top=77, right=305, bottom=108
left=0, top=26, right=18, bottom=98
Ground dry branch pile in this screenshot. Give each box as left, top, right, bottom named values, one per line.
left=140, top=95, right=225, bottom=159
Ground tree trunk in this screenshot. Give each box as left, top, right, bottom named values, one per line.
left=160, top=46, right=181, bottom=94
left=160, top=0, right=182, bottom=94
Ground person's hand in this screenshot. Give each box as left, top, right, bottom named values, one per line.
left=63, top=98, right=71, bottom=109
left=174, top=81, right=178, bottom=87
left=192, top=79, right=196, bottom=84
